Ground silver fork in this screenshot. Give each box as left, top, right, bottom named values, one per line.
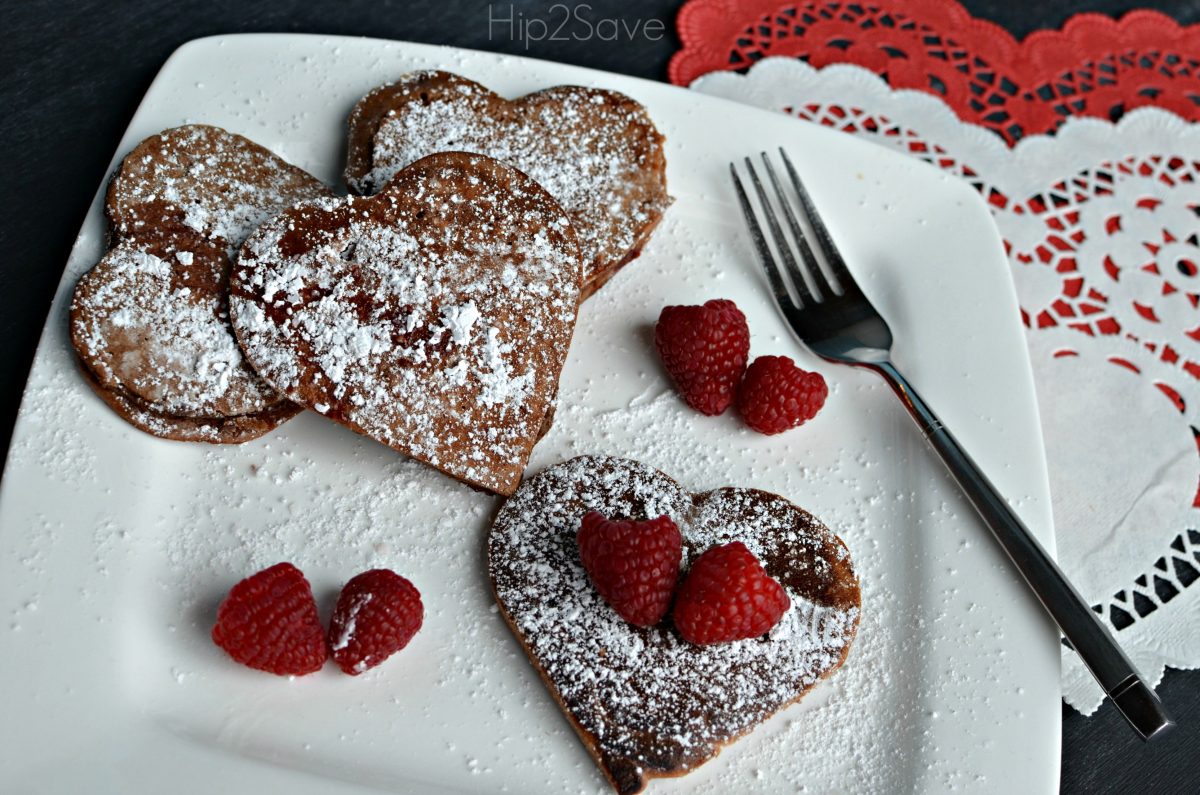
left=731, top=148, right=1174, bottom=741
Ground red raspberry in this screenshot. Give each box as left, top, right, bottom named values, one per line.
left=737, top=355, right=828, bottom=435
left=328, top=569, right=424, bottom=675
left=655, top=299, right=750, bottom=415
left=211, top=562, right=327, bottom=676
left=577, top=511, right=682, bottom=627
left=673, top=542, right=790, bottom=645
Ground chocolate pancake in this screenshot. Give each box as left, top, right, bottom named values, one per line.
left=229, top=152, right=582, bottom=496
left=489, top=455, right=861, bottom=794
left=77, top=363, right=299, bottom=444
left=69, top=125, right=331, bottom=442
left=344, top=70, right=670, bottom=299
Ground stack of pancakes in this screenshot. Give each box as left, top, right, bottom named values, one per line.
left=70, top=71, right=670, bottom=494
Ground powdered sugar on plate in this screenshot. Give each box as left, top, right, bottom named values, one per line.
left=13, top=207, right=948, bottom=795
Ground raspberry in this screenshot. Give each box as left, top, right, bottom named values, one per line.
left=655, top=299, right=750, bottom=415
left=673, top=542, right=790, bottom=645
left=577, top=511, right=682, bottom=627
left=328, top=569, right=424, bottom=675
left=737, top=355, right=828, bottom=435
left=211, top=562, right=327, bottom=676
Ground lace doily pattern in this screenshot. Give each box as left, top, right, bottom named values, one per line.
left=1105, top=530, right=1200, bottom=631
left=671, top=0, right=1200, bottom=144
left=691, top=57, right=1200, bottom=715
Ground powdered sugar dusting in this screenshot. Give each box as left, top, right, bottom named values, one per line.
left=229, top=153, right=581, bottom=494
left=331, top=593, right=372, bottom=652
left=72, top=245, right=276, bottom=417
left=441, top=301, right=480, bottom=346
left=488, top=455, right=860, bottom=789
left=109, top=125, right=331, bottom=251
left=349, top=72, right=670, bottom=292
left=69, top=124, right=330, bottom=440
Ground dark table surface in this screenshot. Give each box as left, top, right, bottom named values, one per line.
left=1, top=1, right=1197, bottom=792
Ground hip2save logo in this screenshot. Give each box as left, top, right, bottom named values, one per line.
left=488, top=4, right=667, bottom=49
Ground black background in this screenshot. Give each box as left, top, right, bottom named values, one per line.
left=1, top=1, right=1197, bottom=792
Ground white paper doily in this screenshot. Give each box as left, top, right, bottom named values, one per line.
left=692, top=57, right=1200, bottom=715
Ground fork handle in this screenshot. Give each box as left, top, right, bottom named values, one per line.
left=876, top=360, right=1175, bottom=741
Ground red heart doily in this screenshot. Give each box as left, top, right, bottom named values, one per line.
left=669, top=0, right=1200, bottom=145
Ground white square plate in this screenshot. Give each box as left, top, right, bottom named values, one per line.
left=0, top=34, right=1059, bottom=794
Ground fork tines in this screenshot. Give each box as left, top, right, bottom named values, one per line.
left=730, top=149, right=859, bottom=308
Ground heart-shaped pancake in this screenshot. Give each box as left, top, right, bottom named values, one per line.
left=229, top=152, right=582, bottom=495
left=345, top=71, right=670, bottom=299
left=489, top=455, right=861, bottom=794
left=69, top=125, right=330, bottom=443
